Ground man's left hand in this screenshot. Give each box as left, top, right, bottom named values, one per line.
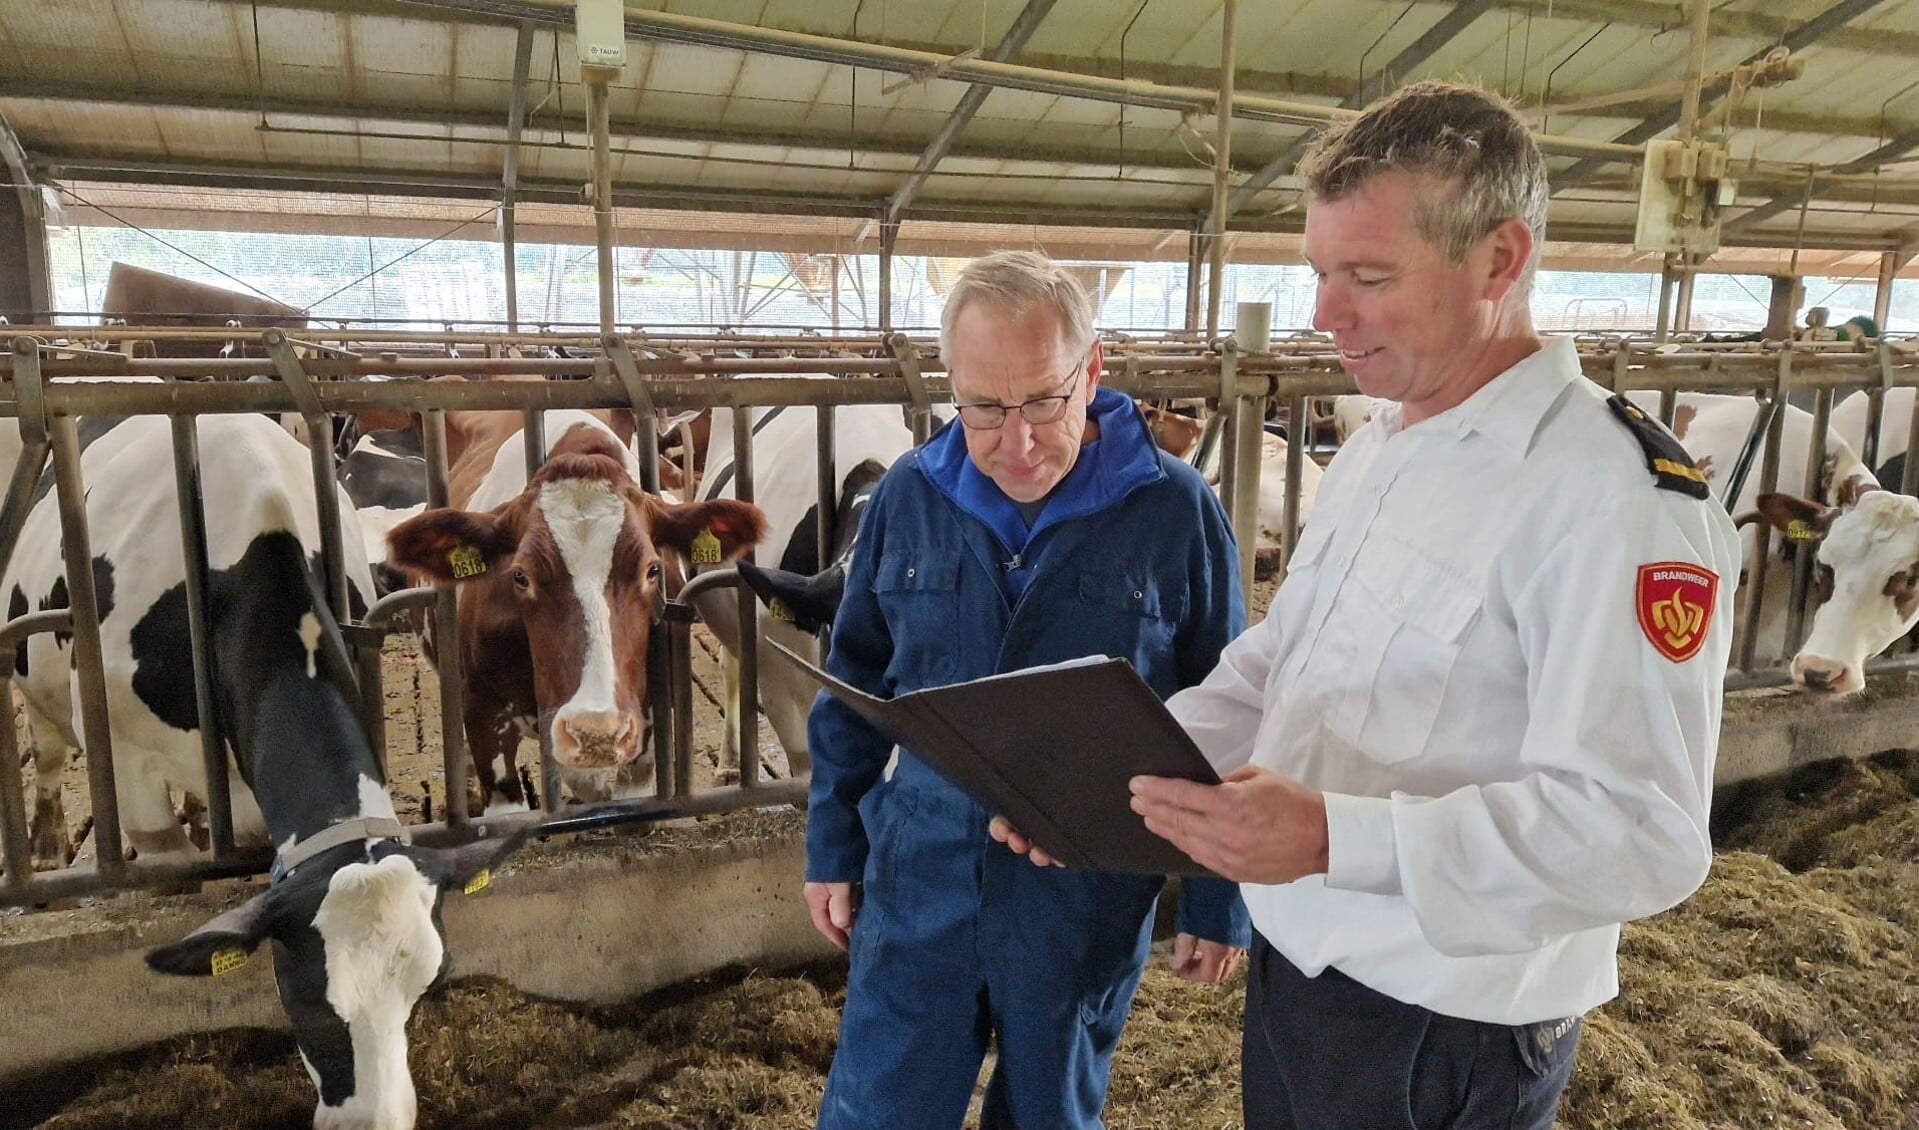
left=1131, top=765, right=1330, bottom=884
left=1169, top=933, right=1242, bottom=984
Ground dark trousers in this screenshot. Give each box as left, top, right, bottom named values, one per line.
left=1242, top=934, right=1581, bottom=1130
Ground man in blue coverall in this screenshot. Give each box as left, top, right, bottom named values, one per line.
left=803, top=249, right=1251, bottom=1129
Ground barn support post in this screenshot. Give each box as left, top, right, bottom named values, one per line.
left=1872, top=250, right=1900, bottom=332
left=587, top=81, right=617, bottom=336
left=1280, top=392, right=1308, bottom=570
left=1205, top=0, right=1238, bottom=341
left=47, top=408, right=125, bottom=881
left=1654, top=259, right=1677, bottom=341
left=166, top=406, right=236, bottom=857
left=0, top=611, right=71, bottom=888
left=1674, top=256, right=1699, bottom=333
left=1221, top=342, right=1260, bottom=604
left=877, top=219, right=899, bottom=334
left=1184, top=225, right=1204, bottom=334
left=815, top=402, right=837, bottom=591
left=421, top=409, right=471, bottom=832
left=1736, top=352, right=1791, bottom=672
left=264, top=330, right=351, bottom=622
left=1900, top=383, right=1919, bottom=497
left=730, top=404, right=762, bottom=787
left=1784, top=386, right=1832, bottom=652
left=502, top=19, right=535, bottom=337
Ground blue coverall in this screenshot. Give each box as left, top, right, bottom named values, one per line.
left=808, top=387, right=1250, bottom=1129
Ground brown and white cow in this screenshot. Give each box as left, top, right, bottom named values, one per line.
left=1629, top=391, right=1896, bottom=692
left=1137, top=403, right=1323, bottom=545
left=387, top=407, right=766, bottom=811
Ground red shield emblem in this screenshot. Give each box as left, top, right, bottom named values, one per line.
left=1636, top=563, right=1718, bottom=663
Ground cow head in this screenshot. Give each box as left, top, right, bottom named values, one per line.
left=1755, top=488, right=1919, bottom=696
left=147, top=832, right=528, bottom=1130
left=387, top=453, right=765, bottom=768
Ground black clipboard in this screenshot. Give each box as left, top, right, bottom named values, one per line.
left=771, top=641, right=1220, bottom=876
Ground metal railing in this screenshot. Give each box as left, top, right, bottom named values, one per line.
left=3, top=328, right=1918, bottom=903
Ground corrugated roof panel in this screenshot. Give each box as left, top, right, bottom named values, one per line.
left=643, top=40, right=752, bottom=100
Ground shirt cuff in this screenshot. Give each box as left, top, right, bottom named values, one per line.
left=1322, top=792, right=1400, bottom=896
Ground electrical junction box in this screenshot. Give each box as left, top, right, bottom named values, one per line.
left=1634, top=138, right=1727, bottom=256
left=575, top=0, right=627, bottom=79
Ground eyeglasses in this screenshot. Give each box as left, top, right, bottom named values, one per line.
left=954, top=352, right=1088, bottom=431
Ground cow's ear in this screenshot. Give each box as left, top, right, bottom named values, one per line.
left=146, top=891, right=276, bottom=977
left=386, top=507, right=518, bottom=585
left=410, top=827, right=535, bottom=894
left=1755, top=492, right=1836, bottom=542
left=645, top=497, right=769, bottom=565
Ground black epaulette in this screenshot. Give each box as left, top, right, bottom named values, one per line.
left=1606, top=395, right=1710, bottom=500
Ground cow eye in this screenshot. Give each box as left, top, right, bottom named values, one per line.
left=1814, top=564, right=1834, bottom=602
left=511, top=568, right=530, bottom=591
left=647, top=561, right=663, bottom=582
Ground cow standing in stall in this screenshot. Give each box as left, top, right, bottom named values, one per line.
left=1629, top=391, right=1902, bottom=691
left=1136, top=403, right=1324, bottom=545
left=385, top=401, right=767, bottom=813
left=2, top=412, right=520, bottom=1129
left=691, top=402, right=915, bottom=779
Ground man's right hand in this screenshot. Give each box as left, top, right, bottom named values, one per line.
left=805, top=881, right=860, bottom=950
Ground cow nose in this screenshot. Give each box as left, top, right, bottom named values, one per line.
left=553, top=709, right=639, bottom=767
left=1792, top=655, right=1846, bottom=694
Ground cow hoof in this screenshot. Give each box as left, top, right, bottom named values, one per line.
left=29, top=819, right=73, bottom=872
left=712, top=767, right=741, bottom=787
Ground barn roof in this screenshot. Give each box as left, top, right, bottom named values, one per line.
left=4, top=0, right=1918, bottom=273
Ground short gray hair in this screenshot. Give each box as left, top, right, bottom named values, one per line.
left=1296, top=81, right=1547, bottom=287
left=938, top=250, right=1096, bottom=363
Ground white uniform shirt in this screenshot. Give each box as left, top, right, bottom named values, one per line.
left=1168, top=336, right=1741, bottom=1025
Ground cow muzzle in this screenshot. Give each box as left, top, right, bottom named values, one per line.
left=1790, top=654, right=1863, bottom=697
left=551, top=708, right=641, bottom=767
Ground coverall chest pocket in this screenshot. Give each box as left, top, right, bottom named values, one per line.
left=1074, top=568, right=1185, bottom=674
left=1316, top=538, right=1480, bottom=762
left=874, top=552, right=963, bottom=687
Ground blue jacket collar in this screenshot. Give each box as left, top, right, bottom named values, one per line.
left=918, top=387, right=1166, bottom=553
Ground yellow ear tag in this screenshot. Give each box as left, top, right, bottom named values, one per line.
left=690, top=528, right=722, bottom=566
left=1785, top=520, right=1820, bottom=542
left=448, top=544, right=487, bottom=579
left=210, top=948, right=248, bottom=977
left=768, top=597, right=796, bottom=623
left=463, top=869, right=491, bottom=896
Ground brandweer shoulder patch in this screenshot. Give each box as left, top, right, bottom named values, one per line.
left=1637, top=562, right=1718, bottom=662
left=1606, top=395, right=1710, bottom=500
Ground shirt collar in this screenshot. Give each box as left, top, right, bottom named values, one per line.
left=1378, top=335, right=1579, bottom=457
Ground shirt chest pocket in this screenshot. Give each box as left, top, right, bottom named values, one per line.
left=1312, top=539, right=1480, bottom=762
left=1071, top=568, right=1186, bottom=685
left=874, top=552, right=963, bottom=687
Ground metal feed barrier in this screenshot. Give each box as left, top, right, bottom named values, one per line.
left=0, top=326, right=1915, bottom=906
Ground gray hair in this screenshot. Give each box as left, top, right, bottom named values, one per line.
left=938, top=250, right=1097, bottom=363
left=1296, top=81, right=1548, bottom=289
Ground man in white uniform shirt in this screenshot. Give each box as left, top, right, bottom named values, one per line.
left=1125, top=82, right=1741, bottom=1127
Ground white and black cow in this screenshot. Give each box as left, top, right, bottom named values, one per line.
left=694, top=403, right=915, bottom=777
left=4, top=413, right=524, bottom=1129
left=386, top=408, right=768, bottom=812
left=339, top=428, right=429, bottom=593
